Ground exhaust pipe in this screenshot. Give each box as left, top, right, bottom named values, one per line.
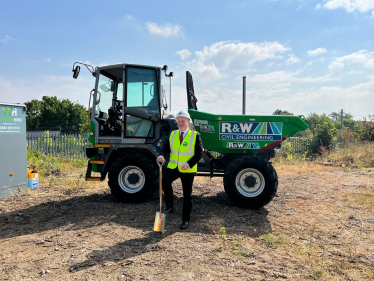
left=242, top=76, right=246, bottom=115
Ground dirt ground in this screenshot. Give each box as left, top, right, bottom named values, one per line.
left=1, top=165, right=374, bottom=281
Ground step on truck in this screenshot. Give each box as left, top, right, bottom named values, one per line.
left=72, top=62, right=309, bottom=208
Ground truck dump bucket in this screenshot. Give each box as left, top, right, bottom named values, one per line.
left=189, top=109, right=309, bottom=154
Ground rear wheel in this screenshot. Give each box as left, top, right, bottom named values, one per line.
left=108, top=154, right=157, bottom=202
left=223, top=155, right=278, bottom=209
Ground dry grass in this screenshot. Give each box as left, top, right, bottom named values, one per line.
left=348, top=186, right=374, bottom=210
left=7, top=146, right=371, bottom=280
left=273, top=161, right=338, bottom=174
left=274, top=142, right=374, bottom=174
left=2, top=168, right=374, bottom=280
left=328, top=142, right=374, bottom=168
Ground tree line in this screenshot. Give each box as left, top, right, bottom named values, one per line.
left=25, top=96, right=88, bottom=134
left=273, top=109, right=374, bottom=153
left=24, top=97, right=373, bottom=154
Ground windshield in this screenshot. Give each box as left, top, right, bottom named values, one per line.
left=126, top=67, right=159, bottom=112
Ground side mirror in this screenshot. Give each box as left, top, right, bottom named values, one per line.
left=169, top=72, right=174, bottom=77
left=162, top=65, right=168, bottom=71
left=73, top=66, right=80, bottom=79
left=100, top=84, right=110, bottom=92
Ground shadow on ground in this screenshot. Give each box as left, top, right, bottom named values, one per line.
left=0, top=190, right=271, bottom=272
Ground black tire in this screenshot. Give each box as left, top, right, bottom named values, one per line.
left=108, top=154, right=157, bottom=203
left=223, top=155, right=278, bottom=209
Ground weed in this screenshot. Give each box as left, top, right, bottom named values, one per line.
left=22, top=187, right=31, bottom=196
left=259, top=232, right=286, bottom=249
left=312, top=269, right=324, bottom=280
left=231, top=243, right=252, bottom=257
left=47, top=175, right=60, bottom=191
left=220, top=226, right=227, bottom=242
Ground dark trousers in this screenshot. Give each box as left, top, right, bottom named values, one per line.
left=162, top=168, right=195, bottom=221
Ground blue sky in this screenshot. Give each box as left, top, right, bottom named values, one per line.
left=1, top=0, right=374, bottom=119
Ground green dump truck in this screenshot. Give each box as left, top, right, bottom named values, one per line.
left=72, top=62, right=309, bottom=208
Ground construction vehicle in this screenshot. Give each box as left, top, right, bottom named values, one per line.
left=72, top=62, right=309, bottom=209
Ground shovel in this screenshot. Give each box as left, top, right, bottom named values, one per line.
left=153, top=161, right=166, bottom=232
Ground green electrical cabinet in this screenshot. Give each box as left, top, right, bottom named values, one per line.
left=0, top=103, right=27, bottom=198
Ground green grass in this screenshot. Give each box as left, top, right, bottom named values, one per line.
left=27, top=147, right=88, bottom=191
left=258, top=232, right=287, bottom=249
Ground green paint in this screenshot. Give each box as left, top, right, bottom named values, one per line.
left=260, top=122, right=267, bottom=134
left=188, top=109, right=309, bottom=154
left=275, top=123, right=282, bottom=132
left=0, top=106, right=25, bottom=134
left=253, top=123, right=263, bottom=134
left=2, top=107, right=13, bottom=116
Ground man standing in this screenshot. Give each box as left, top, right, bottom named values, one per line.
left=157, top=111, right=203, bottom=230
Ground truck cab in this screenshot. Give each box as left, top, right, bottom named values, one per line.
left=90, top=64, right=164, bottom=144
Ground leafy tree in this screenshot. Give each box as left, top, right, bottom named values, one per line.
left=306, top=113, right=320, bottom=133
left=273, top=109, right=293, bottom=115
left=309, top=114, right=338, bottom=153
left=329, top=111, right=353, bottom=122
left=25, top=96, right=88, bottom=133
left=329, top=111, right=357, bottom=132
left=358, top=115, right=374, bottom=141
left=25, top=99, right=43, bottom=130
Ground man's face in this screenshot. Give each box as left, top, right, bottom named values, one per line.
left=177, top=117, right=189, bottom=131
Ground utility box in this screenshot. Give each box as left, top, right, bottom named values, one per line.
left=0, top=103, right=27, bottom=198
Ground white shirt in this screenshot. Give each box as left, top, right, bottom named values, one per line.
left=180, top=128, right=189, bottom=139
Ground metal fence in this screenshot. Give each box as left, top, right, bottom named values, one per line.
left=287, top=137, right=307, bottom=152
left=27, top=134, right=89, bottom=158
left=26, top=134, right=307, bottom=158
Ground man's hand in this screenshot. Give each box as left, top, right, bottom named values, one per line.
left=181, top=163, right=190, bottom=170
left=157, top=156, right=165, bottom=163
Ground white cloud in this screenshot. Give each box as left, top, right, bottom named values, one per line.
left=176, top=49, right=192, bottom=60
left=0, top=75, right=93, bottom=105
left=318, top=0, right=374, bottom=14
left=183, top=61, right=221, bottom=82
left=173, top=41, right=290, bottom=86
left=45, top=58, right=51, bottom=62
left=193, top=41, right=290, bottom=72
left=125, top=14, right=134, bottom=20
left=285, top=54, right=300, bottom=64
left=249, top=70, right=340, bottom=84
left=249, top=71, right=294, bottom=84
left=307, top=47, right=327, bottom=56
left=181, top=78, right=374, bottom=116
left=329, top=50, right=374, bottom=69
left=329, top=61, right=345, bottom=70
left=1, top=35, right=14, bottom=43
left=145, top=22, right=183, bottom=37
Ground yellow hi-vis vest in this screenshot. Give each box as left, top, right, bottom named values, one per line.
left=167, top=130, right=197, bottom=173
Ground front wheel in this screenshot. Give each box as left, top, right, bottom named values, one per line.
left=223, top=155, right=278, bottom=209
left=108, top=154, right=157, bottom=202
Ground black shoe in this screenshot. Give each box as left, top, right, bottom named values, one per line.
left=180, top=221, right=189, bottom=230
left=163, top=207, right=174, bottom=214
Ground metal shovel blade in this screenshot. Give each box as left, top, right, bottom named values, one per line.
left=153, top=212, right=166, bottom=232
